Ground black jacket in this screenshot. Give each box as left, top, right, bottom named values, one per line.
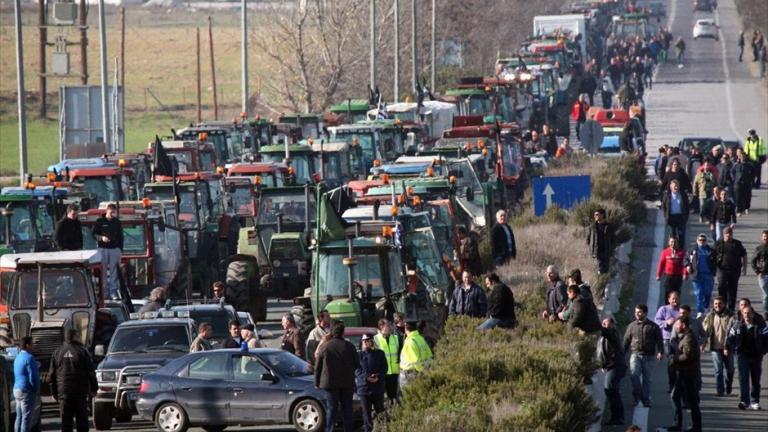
left=715, top=239, right=747, bottom=271
left=623, top=318, right=664, bottom=355
left=54, top=217, right=83, bottom=250
left=487, top=283, right=516, bottom=324
left=355, top=348, right=388, bottom=396
left=670, top=331, right=701, bottom=373
left=709, top=199, right=737, bottom=225
left=223, top=336, right=243, bottom=349
left=727, top=318, right=768, bottom=357
left=598, top=326, right=626, bottom=371
left=491, top=223, right=516, bottom=263
left=568, top=295, right=601, bottom=333
left=661, top=169, right=691, bottom=195
left=48, top=340, right=97, bottom=400
left=92, top=216, right=123, bottom=249
left=662, top=190, right=690, bottom=223
left=587, top=221, right=613, bottom=259
left=731, top=161, right=753, bottom=186
left=449, top=283, right=488, bottom=318
left=752, top=244, right=768, bottom=274
left=314, top=337, right=360, bottom=390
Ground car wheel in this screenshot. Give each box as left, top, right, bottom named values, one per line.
left=292, top=399, right=325, bottom=432
left=92, top=402, right=113, bottom=431
left=154, top=402, right=189, bottom=432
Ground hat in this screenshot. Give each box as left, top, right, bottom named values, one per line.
left=242, top=324, right=255, bottom=332
left=361, top=334, right=373, bottom=341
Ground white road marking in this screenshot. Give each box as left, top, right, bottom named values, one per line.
left=715, top=8, right=745, bottom=141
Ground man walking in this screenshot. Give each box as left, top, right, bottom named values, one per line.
left=744, top=128, right=766, bottom=188
left=657, top=236, right=687, bottom=299
left=667, top=317, right=702, bottom=432
left=399, top=321, right=433, bottom=387
left=702, top=297, right=736, bottom=396
left=13, top=337, right=40, bottom=432
left=449, top=271, right=487, bottom=318
left=685, top=234, right=717, bottom=317
left=731, top=148, right=754, bottom=215
left=355, top=334, right=388, bottom=432
left=675, top=37, right=686, bottom=68
left=727, top=306, right=768, bottom=410
left=600, top=70, right=615, bottom=109
left=715, top=227, right=748, bottom=313
left=49, top=329, right=98, bottom=432
left=54, top=204, right=82, bottom=251
left=662, top=180, right=690, bottom=245
left=587, top=208, right=614, bottom=274
left=491, top=210, right=516, bottom=267
left=479, top=273, right=516, bottom=330
left=738, top=31, right=745, bottom=62
left=571, top=94, right=590, bottom=140
left=92, top=203, right=123, bottom=300
left=315, top=322, right=360, bottom=432
left=655, top=290, right=682, bottom=393
left=709, top=188, right=737, bottom=241
left=624, top=304, right=664, bottom=407
left=753, top=230, right=768, bottom=321
left=190, top=323, right=213, bottom=352
left=598, top=317, right=626, bottom=426
left=374, top=319, right=401, bottom=404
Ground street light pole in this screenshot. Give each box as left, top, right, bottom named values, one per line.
left=13, top=0, right=27, bottom=185
left=411, top=0, right=417, bottom=94
left=241, top=0, right=249, bottom=114
left=431, top=0, right=436, bottom=90
left=97, top=0, right=111, bottom=152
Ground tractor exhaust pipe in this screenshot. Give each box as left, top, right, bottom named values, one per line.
left=37, top=262, right=44, bottom=322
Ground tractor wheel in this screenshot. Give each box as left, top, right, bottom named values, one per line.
left=250, top=294, right=268, bottom=322
left=226, top=259, right=253, bottom=312
left=0, top=323, right=13, bottom=349
left=291, top=305, right=315, bottom=340
left=169, top=258, right=191, bottom=300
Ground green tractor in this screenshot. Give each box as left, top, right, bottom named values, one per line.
left=0, top=186, right=66, bottom=256
left=258, top=141, right=317, bottom=185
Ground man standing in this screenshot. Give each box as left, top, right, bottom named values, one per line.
left=657, top=236, right=687, bottom=299
left=280, top=313, right=305, bottom=359
left=744, top=128, right=766, bottom=188
left=92, top=203, right=123, bottom=300
left=457, top=227, right=482, bottom=277
left=727, top=306, right=768, bottom=410
left=598, top=317, right=626, bottom=426
left=693, top=159, right=718, bottom=222
left=703, top=297, right=736, bottom=396
left=222, top=319, right=243, bottom=349
left=558, top=284, right=601, bottom=334
left=479, top=273, right=516, bottom=330
left=541, top=265, right=567, bottom=322
left=13, top=337, right=40, bottom=432
left=752, top=230, right=768, bottom=321
left=709, top=188, right=737, bottom=241
left=355, top=334, right=388, bottom=432
left=685, top=234, right=717, bottom=318
left=714, top=227, right=748, bottom=313
left=374, top=319, right=401, bottom=403
left=315, top=322, right=359, bottom=432
left=399, top=321, right=432, bottom=387
left=731, top=148, right=754, bottom=215
left=587, top=208, right=614, bottom=274
left=54, top=204, right=82, bottom=251
left=541, top=124, right=558, bottom=157
left=571, top=94, right=590, bottom=140
left=624, top=304, right=664, bottom=407
left=190, top=323, right=213, bottom=352
left=738, top=31, right=745, bottom=62
left=667, top=317, right=702, bottom=432
left=655, top=290, right=682, bottom=392
left=49, top=329, right=97, bottom=432
left=306, top=309, right=331, bottom=361
left=600, top=70, right=615, bottom=109
left=448, top=271, right=487, bottom=318
left=491, top=210, right=516, bottom=267
left=675, top=37, right=686, bottom=68
left=662, top=180, right=690, bottom=245
left=211, top=281, right=227, bottom=303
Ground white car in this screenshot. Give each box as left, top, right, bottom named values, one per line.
left=693, top=19, right=719, bottom=41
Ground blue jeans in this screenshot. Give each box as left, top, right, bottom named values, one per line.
left=324, top=388, right=354, bottom=432
left=478, top=317, right=515, bottom=330
left=737, top=354, right=763, bottom=405
left=758, top=274, right=768, bottom=313
left=13, top=388, right=37, bottom=432
left=715, top=222, right=728, bottom=241
left=604, top=367, right=626, bottom=421
left=711, top=350, right=734, bottom=395
left=630, top=353, right=655, bottom=403
left=692, top=274, right=714, bottom=313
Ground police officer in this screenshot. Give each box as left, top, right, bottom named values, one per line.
left=744, top=128, right=766, bottom=189
left=49, top=329, right=97, bottom=432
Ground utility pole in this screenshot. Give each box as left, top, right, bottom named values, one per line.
left=208, top=16, right=218, bottom=120
left=38, top=0, right=46, bottom=118
left=98, top=0, right=111, bottom=151
left=120, top=7, right=125, bottom=89
left=120, top=7, right=126, bottom=152
left=241, top=0, right=248, bottom=115
left=79, top=0, right=88, bottom=84
left=369, top=0, right=375, bottom=92
left=14, top=0, right=28, bottom=185
left=393, top=0, right=399, bottom=102
left=410, top=0, right=417, bottom=94
left=196, top=28, right=201, bottom=123
left=431, top=0, right=436, bottom=90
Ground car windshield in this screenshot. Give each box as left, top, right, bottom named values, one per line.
left=256, top=193, right=315, bottom=225
left=231, top=186, right=253, bottom=215
left=402, top=230, right=449, bottom=289
left=169, top=152, right=193, bottom=173
left=334, top=132, right=374, bottom=165
left=11, top=270, right=90, bottom=309
left=109, top=325, right=189, bottom=353
left=82, top=178, right=119, bottom=203
left=2, top=202, right=39, bottom=245
left=260, top=350, right=313, bottom=377
left=81, top=223, right=147, bottom=254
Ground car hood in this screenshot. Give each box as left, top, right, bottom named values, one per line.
left=98, top=351, right=187, bottom=371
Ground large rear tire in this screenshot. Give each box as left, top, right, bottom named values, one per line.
left=226, top=259, right=253, bottom=310
left=291, top=304, right=314, bottom=341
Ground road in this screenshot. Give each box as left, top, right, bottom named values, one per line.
left=606, top=0, right=768, bottom=431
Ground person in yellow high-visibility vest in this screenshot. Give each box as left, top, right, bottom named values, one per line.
left=745, top=129, right=767, bottom=189
left=374, top=319, right=401, bottom=403
left=399, top=321, right=433, bottom=387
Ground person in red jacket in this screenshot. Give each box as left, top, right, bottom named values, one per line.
left=657, top=236, right=688, bottom=300
left=571, top=94, right=590, bottom=141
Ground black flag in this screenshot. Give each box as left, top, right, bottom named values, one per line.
left=152, top=135, right=174, bottom=178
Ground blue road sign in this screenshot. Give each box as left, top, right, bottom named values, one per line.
left=532, top=175, right=591, bottom=216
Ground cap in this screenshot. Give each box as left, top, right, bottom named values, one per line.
left=361, top=334, right=373, bottom=341
left=242, top=324, right=255, bottom=332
